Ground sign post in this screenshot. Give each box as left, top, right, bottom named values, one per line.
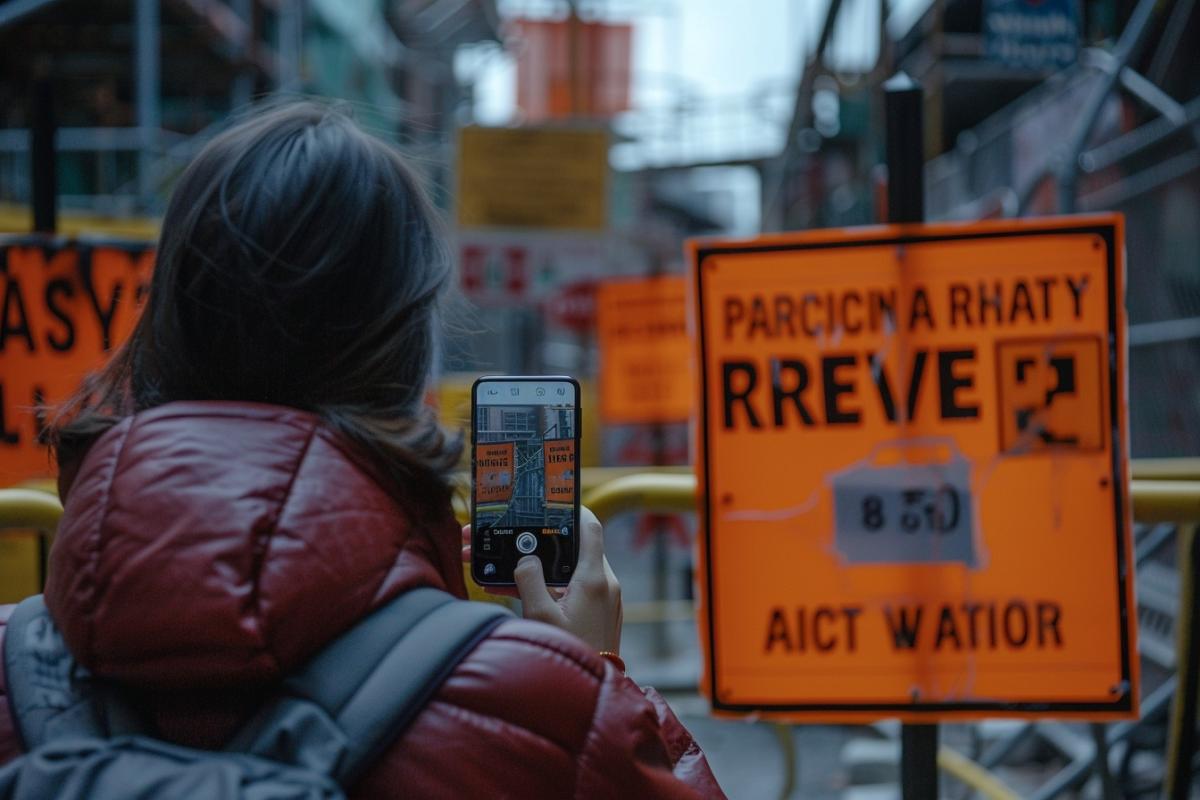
left=686, top=210, right=1135, bottom=743
left=31, top=71, right=56, bottom=235
left=884, top=71, right=939, bottom=800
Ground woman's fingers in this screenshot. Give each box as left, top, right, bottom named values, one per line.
left=575, top=506, right=606, bottom=576
left=514, top=556, right=563, bottom=624
left=464, top=524, right=563, bottom=598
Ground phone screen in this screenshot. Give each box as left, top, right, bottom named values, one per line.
left=471, top=376, right=580, bottom=586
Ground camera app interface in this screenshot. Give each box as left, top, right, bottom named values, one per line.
left=474, top=380, right=577, bottom=583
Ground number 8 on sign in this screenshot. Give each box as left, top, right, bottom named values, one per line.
left=831, top=437, right=977, bottom=567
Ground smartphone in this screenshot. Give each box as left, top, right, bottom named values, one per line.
left=471, top=376, right=581, bottom=586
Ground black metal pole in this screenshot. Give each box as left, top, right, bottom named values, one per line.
left=884, top=71, right=938, bottom=800
left=901, top=724, right=939, bottom=799
left=883, top=72, right=924, bottom=224
left=31, top=70, right=57, bottom=234
left=1165, top=523, right=1199, bottom=800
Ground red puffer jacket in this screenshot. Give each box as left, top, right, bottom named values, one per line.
left=0, top=402, right=724, bottom=798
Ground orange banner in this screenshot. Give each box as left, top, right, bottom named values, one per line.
left=514, top=18, right=632, bottom=122
left=597, top=275, right=691, bottom=424
left=474, top=442, right=515, bottom=505
left=543, top=438, right=575, bottom=506
left=1, top=238, right=154, bottom=485
left=688, top=215, right=1134, bottom=723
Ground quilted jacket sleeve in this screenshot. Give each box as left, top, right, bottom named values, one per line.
left=352, top=616, right=725, bottom=799
left=575, top=667, right=724, bottom=799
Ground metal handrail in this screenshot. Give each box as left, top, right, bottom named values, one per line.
left=6, top=460, right=1195, bottom=528
left=937, top=746, right=1021, bottom=800
left=582, top=470, right=1200, bottom=524
left=0, top=488, right=63, bottom=533
left=1131, top=458, right=1200, bottom=481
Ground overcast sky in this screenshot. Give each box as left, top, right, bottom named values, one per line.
left=456, top=0, right=928, bottom=168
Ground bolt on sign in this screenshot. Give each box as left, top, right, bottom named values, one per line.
left=596, top=275, right=692, bottom=425
left=687, top=215, right=1135, bottom=722
left=1, top=238, right=154, bottom=486
left=456, top=126, right=609, bottom=231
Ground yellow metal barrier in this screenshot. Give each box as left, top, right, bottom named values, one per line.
left=0, top=489, right=63, bottom=534
left=1131, top=458, right=1200, bottom=482
left=585, top=471, right=1200, bottom=523
left=1127, top=480, right=1200, bottom=522
left=581, top=472, right=696, bottom=519
left=937, top=746, right=1021, bottom=800
left=0, top=489, right=62, bottom=602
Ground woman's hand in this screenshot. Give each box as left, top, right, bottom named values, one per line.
left=461, top=506, right=623, bottom=654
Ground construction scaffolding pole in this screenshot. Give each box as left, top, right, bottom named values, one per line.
left=135, top=0, right=160, bottom=208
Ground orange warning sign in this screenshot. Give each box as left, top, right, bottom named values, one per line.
left=688, top=215, right=1134, bottom=722
left=1, top=238, right=154, bottom=485
left=474, top=442, right=516, bottom=505
left=596, top=275, right=691, bottom=424
left=543, top=438, right=576, bottom=506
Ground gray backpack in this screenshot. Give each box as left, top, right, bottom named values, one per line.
left=0, top=588, right=509, bottom=799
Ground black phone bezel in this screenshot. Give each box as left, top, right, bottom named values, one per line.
left=469, top=375, right=582, bottom=587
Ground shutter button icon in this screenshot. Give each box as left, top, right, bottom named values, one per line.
left=516, top=531, right=538, bottom=554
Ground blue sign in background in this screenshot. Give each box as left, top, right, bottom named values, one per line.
left=985, top=0, right=1080, bottom=70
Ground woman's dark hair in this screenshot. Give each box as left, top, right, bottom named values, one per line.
left=47, top=101, right=461, bottom=492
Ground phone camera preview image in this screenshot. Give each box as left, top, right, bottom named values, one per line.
left=472, top=380, right=580, bottom=586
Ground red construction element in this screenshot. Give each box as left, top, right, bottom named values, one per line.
left=545, top=279, right=597, bottom=333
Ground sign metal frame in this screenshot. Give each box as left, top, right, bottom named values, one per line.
left=690, top=216, right=1133, bottom=720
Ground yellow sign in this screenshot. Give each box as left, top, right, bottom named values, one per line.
left=688, top=215, right=1135, bottom=722
left=456, top=127, right=608, bottom=231
left=597, top=276, right=692, bottom=424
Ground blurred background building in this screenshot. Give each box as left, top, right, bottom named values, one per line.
left=0, top=0, right=499, bottom=217
left=5, top=0, right=1192, bottom=455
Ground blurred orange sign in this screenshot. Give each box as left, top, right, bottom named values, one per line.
left=597, top=276, right=691, bottom=424
left=1, top=238, right=153, bottom=485
left=688, top=215, right=1135, bottom=722
left=514, top=19, right=632, bottom=122
left=543, top=439, right=575, bottom=507
left=474, top=442, right=516, bottom=505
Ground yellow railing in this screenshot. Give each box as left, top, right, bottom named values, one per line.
left=583, top=470, right=1200, bottom=523
left=0, top=488, right=63, bottom=531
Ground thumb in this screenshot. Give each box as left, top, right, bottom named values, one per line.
left=514, top=556, right=562, bottom=625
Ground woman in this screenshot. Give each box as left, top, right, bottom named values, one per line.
left=0, top=103, right=724, bottom=798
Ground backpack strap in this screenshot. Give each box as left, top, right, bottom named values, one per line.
left=3, top=595, right=146, bottom=751
left=225, top=588, right=510, bottom=787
